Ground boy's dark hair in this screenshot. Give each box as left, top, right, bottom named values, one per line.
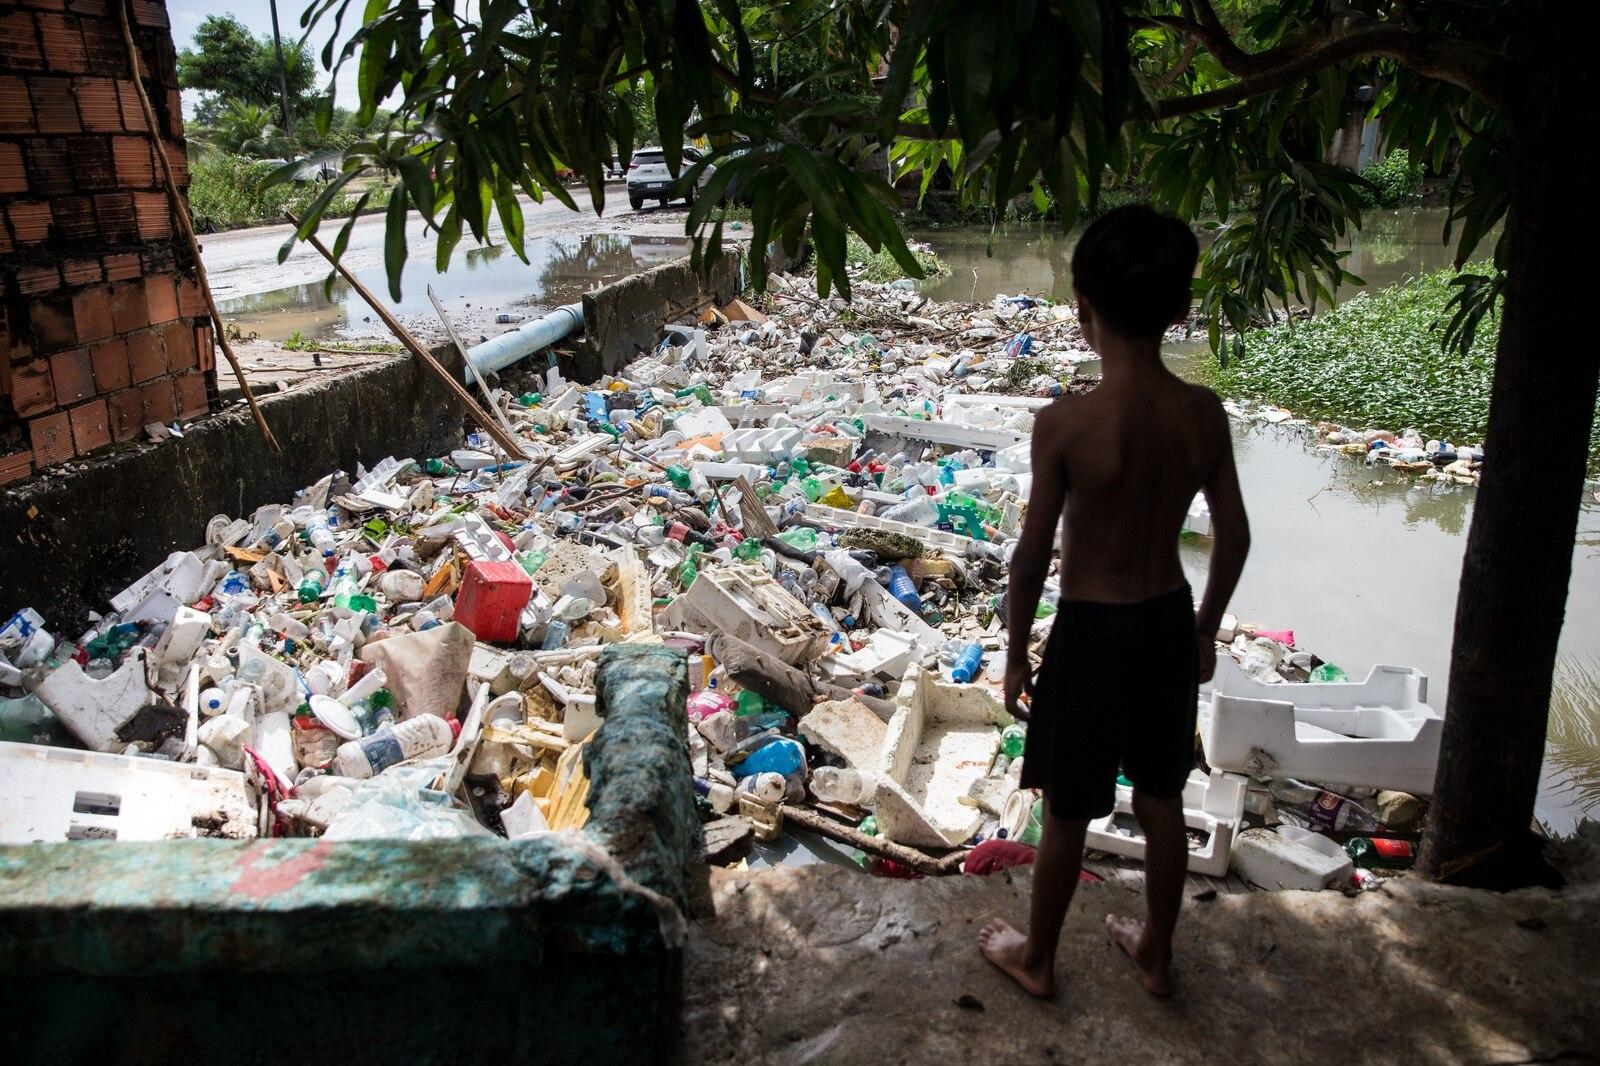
left=1070, top=205, right=1199, bottom=339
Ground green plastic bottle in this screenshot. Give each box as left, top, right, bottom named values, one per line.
left=1000, top=723, right=1027, bottom=759
left=519, top=548, right=548, bottom=576
left=424, top=457, right=456, bottom=476
left=734, top=538, right=764, bottom=562
left=735, top=689, right=767, bottom=717
left=519, top=392, right=543, bottom=407
left=801, top=477, right=825, bottom=502
left=1310, top=662, right=1350, bottom=683
left=666, top=465, right=693, bottom=491
left=297, top=569, right=326, bottom=603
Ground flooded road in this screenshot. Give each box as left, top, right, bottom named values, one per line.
left=918, top=208, right=1600, bottom=834
left=217, top=232, right=689, bottom=343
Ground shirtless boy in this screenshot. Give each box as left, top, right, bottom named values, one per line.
left=979, top=205, right=1251, bottom=999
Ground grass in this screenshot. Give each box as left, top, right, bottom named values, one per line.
left=283, top=331, right=402, bottom=354
left=845, top=232, right=949, bottom=283
left=1204, top=264, right=1600, bottom=468
left=187, top=151, right=392, bottom=232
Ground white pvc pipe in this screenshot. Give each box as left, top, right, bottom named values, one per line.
left=466, top=302, right=584, bottom=376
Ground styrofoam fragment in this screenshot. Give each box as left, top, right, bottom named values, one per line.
left=862, top=413, right=1023, bottom=450
left=1084, top=769, right=1247, bottom=878
left=35, top=648, right=154, bottom=753
left=453, top=512, right=515, bottom=562
left=352, top=456, right=416, bottom=510
left=661, top=564, right=830, bottom=666
left=800, top=503, right=979, bottom=557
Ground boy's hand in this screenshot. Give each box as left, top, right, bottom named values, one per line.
left=1196, top=630, right=1218, bottom=684
left=1005, top=658, right=1036, bottom=721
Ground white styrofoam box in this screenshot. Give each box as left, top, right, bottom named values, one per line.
left=799, top=503, right=980, bottom=557
left=944, top=393, right=1054, bottom=415
left=1184, top=493, right=1213, bottom=537
left=1231, top=827, right=1353, bottom=890
left=693, top=460, right=767, bottom=483
left=454, top=512, right=514, bottom=562
left=1084, top=769, right=1248, bottom=878
left=154, top=605, right=211, bottom=685
left=352, top=455, right=416, bottom=510
left=35, top=648, right=154, bottom=753
left=660, top=564, right=831, bottom=666
left=862, top=413, right=1024, bottom=451
left=871, top=665, right=1011, bottom=849
left=0, top=740, right=259, bottom=843
left=722, top=427, right=804, bottom=462
left=110, top=550, right=212, bottom=615
left=672, top=406, right=734, bottom=438
left=1203, top=656, right=1443, bottom=795
left=994, top=440, right=1032, bottom=473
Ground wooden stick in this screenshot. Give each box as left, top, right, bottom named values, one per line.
left=779, top=803, right=967, bottom=876
left=116, top=0, right=279, bottom=452
left=286, top=213, right=529, bottom=458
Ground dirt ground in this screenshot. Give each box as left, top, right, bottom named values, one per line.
left=682, top=860, right=1600, bottom=1064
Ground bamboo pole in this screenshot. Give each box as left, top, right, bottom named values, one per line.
left=115, top=0, right=279, bottom=452
left=286, top=214, right=529, bottom=458
left=779, top=803, right=968, bottom=876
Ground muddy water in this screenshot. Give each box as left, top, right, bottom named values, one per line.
left=919, top=209, right=1600, bottom=835
left=218, top=233, right=689, bottom=343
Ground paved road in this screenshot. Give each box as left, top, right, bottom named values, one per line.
left=200, top=184, right=664, bottom=302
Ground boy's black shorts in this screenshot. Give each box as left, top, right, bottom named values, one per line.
left=1019, top=584, right=1198, bottom=820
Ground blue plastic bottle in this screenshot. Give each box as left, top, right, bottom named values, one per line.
left=887, top=565, right=923, bottom=613
left=950, top=642, right=985, bottom=683
left=541, top=619, right=571, bottom=650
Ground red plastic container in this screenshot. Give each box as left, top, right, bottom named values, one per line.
left=454, top=559, right=533, bottom=643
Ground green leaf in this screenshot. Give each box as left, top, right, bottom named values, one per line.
left=396, top=154, right=436, bottom=221
left=383, top=182, right=408, bottom=301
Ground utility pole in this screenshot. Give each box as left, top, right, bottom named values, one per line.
left=268, top=0, right=294, bottom=136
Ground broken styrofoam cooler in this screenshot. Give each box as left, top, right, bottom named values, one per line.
left=799, top=503, right=980, bottom=557
left=871, top=665, right=1012, bottom=849
left=1203, top=657, right=1442, bottom=795
left=816, top=628, right=920, bottom=687
left=0, top=740, right=261, bottom=843
left=763, top=372, right=865, bottom=403
left=1231, top=826, right=1354, bottom=891
left=1183, top=493, right=1212, bottom=537
left=721, top=427, right=804, bottom=463
left=660, top=564, right=831, bottom=665
left=1084, top=769, right=1248, bottom=878
left=861, top=413, right=1023, bottom=451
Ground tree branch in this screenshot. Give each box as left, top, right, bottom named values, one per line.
left=1153, top=22, right=1512, bottom=119
left=1155, top=36, right=1199, bottom=89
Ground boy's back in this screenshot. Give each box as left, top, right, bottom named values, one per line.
left=1037, top=370, right=1228, bottom=603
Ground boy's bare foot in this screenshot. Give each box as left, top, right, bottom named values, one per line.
left=1105, top=914, right=1174, bottom=998
left=977, top=919, right=1056, bottom=999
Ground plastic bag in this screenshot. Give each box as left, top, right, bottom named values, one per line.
left=321, top=758, right=493, bottom=841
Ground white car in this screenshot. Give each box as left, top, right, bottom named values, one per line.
left=627, top=146, right=712, bottom=210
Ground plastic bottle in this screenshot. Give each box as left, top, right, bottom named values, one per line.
left=811, top=766, right=876, bottom=806
left=734, top=689, right=768, bottom=718
left=736, top=771, right=786, bottom=805
left=822, top=549, right=872, bottom=593
left=541, top=619, right=571, bottom=650
left=334, top=714, right=458, bottom=779
left=887, top=565, right=923, bottom=613
left=1269, top=779, right=1383, bottom=832
left=734, top=737, right=805, bottom=779
left=1309, top=662, right=1350, bottom=683
left=1000, top=723, right=1027, bottom=759
left=882, top=495, right=939, bottom=526
left=950, top=641, right=985, bottom=683
left=305, top=512, right=338, bottom=557
left=694, top=775, right=737, bottom=814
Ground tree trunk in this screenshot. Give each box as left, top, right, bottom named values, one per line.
left=1416, top=53, right=1600, bottom=886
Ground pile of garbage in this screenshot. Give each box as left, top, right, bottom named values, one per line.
left=1227, top=399, right=1485, bottom=486
left=0, top=271, right=1441, bottom=892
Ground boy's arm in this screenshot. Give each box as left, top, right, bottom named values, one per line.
left=1004, top=407, right=1068, bottom=718
left=1194, top=395, right=1250, bottom=682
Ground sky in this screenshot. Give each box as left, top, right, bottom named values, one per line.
left=169, top=0, right=368, bottom=116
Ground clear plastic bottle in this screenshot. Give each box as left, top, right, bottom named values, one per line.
left=334, top=714, right=457, bottom=778
left=1269, top=779, right=1383, bottom=832
left=811, top=766, right=876, bottom=806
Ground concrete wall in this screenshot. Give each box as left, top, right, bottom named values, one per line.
left=0, top=643, right=702, bottom=1063
left=0, top=342, right=471, bottom=632
left=574, top=251, right=743, bottom=381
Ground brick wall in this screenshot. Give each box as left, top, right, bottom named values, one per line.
left=0, top=0, right=215, bottom=486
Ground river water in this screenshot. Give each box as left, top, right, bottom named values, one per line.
left=916, top=208, right=1600, bottom=835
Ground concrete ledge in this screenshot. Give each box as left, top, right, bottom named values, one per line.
left=0, top=643, right=699, bottom=1062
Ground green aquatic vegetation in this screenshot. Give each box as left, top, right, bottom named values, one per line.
left=1205, top=265, right=1600, bottom=468
left=846, top=232, right=948, bottom=283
